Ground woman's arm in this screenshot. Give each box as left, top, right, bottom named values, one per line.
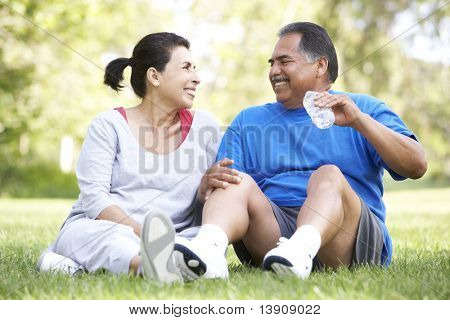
left=77, top=115, right=140, bottom=230
left=96, top=205, right=142, bottom=236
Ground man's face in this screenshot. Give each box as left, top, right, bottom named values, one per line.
left=269, top=33, right=319, bottom=109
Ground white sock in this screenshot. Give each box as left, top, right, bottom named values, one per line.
left=195, top=224, right=229, bottom=254
left=289, top=225, right=322, bottom=258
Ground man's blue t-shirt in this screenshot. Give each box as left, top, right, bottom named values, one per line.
left=216, top=90, right=417, bottom=266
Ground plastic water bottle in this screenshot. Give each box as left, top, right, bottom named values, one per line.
left=303, top=91, right=335, bottom=129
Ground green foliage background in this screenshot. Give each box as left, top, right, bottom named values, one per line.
left=0, top=0, right=449, bottom=198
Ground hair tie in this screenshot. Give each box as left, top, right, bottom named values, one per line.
left=128, top=57, right=135, bottom=67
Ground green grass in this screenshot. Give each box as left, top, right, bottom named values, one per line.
left=0, top=189, right=449, bottom=299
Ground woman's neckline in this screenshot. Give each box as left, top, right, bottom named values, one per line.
left=115, top=108, right=197, bottom=157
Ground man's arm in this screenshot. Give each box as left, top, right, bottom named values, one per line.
left=314, top=92, right=427, bottom=179
left=352, top=114, right=427, bottom=179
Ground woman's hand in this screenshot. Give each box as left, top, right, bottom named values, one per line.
left=197, top=158, right=243, bottom=203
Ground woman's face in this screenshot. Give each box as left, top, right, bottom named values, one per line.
left=156, top=46, right=200, bottom=109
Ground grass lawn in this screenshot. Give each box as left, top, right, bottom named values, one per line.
left=0, top=188, right=449, bottom=299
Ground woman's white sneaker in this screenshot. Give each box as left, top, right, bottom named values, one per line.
left=37, top=249, right=85, bottom=275
left=140, top=211, right=182, bottom=283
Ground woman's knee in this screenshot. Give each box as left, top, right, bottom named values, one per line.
left=56, top=220, right=140, bottom=274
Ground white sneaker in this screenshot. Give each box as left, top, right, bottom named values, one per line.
left=140, top=211, right=182, bottom=283
left=173, top=236, right=228, bottom=280
left=263, top=237, right=313, bottom=279
left=37, top=249, right=85, bottom=275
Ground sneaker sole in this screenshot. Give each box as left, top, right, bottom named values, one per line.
left=140, top=211, right=182, bottom=283
left=173, top=243, right=207, bottom=281
left=263, top=255, right=297, bottom=276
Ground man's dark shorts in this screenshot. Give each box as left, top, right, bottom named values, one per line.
left=233, top=197, right=385, bottom=270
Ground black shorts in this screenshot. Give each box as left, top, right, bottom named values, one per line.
left=233, top=197, right=384, bottom=270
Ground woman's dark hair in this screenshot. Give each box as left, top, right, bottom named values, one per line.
left=104, top=32, right=190, bottom=98
left=278, top=22, right=338, bottom=83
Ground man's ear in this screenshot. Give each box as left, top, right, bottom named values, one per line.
left=316, top=57, right=329, bottom=79
left=146, top=67, right=160, bottom=87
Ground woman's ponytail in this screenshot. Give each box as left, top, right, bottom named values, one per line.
left=103, top=57, right=130, bottom=92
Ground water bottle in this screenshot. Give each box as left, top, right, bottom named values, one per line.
left=303, top=91, right=335, bottom=129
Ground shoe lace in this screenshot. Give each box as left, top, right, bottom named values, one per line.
left=276, top=237, right=289, bottom=246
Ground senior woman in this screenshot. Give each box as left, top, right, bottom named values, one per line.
left=38, top=32, right=241, bottom=282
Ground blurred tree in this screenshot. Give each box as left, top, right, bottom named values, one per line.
left=0, top=0, right=175, bottom=196
left=0, top=0, right=448, bottom=197
left=192, top=0, right=450, bottom=179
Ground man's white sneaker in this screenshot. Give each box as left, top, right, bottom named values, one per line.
left=173, top=236, right=228, bottom=280
left=140, top=211, right=182, bottom=283
left=263, top=237, right=313, bottom=279
left=37, top=249, right=85, bottom=275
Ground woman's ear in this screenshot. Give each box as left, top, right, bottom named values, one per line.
left=146, top=67, right=160, bottom=87
left=316, top=57, right=329, bottom=79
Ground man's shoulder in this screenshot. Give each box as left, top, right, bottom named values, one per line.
left=333, top=90, right=382, bottom=104
left=237, top=102, right=281, bottom=120
left=333, top=90, right=385, bottom=114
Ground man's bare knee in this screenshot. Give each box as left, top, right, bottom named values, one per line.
left=207, top=172, right=262, bottom=212
left=225, top=172, right=257, bottom=194
left=209, top=172, right=254, bottom=197
left=311, top=164, right=343, bottom=180
left=308, top=164, right=344, bottom=193
left=238, top=172, right=257, bottom=186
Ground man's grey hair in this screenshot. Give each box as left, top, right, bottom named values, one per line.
left=278, top=22, right=339, bottom=83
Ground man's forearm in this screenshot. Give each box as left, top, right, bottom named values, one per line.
left=96, top=205, right=142, bottom=236
left=352, top=113, right=427, bottom=179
